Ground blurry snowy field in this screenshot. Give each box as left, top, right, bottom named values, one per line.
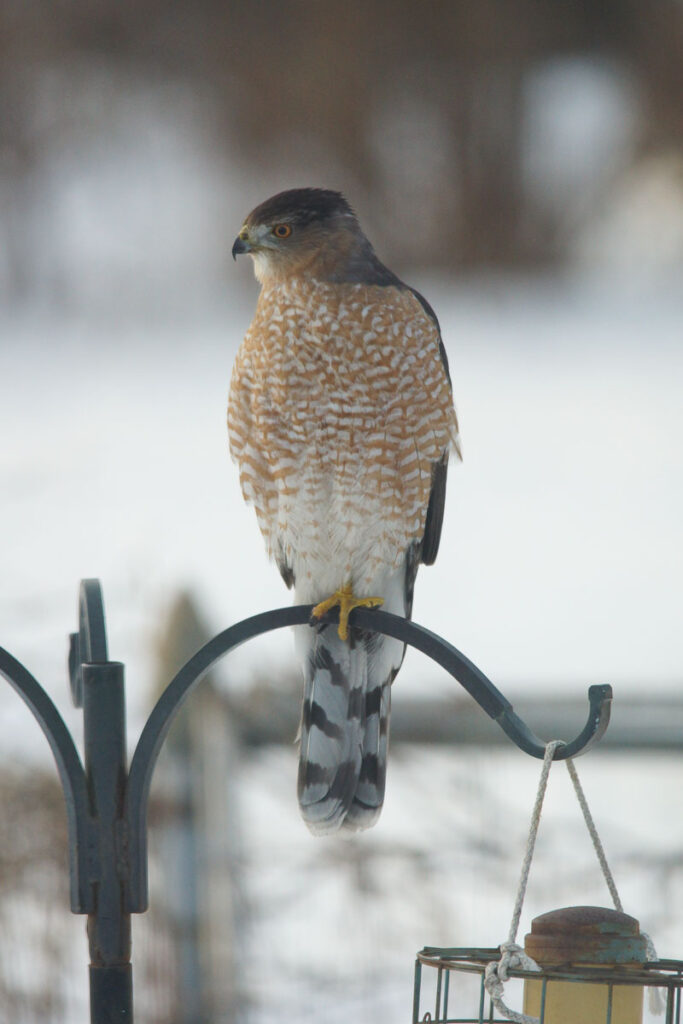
left=0, top=20, right=682, bottom=1022
left=1, top=275, right=681, bottom=749
left=1, top=277, right=682, bottom=1022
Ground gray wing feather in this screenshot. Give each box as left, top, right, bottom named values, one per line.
left=407, top=286, right=451, bottom=566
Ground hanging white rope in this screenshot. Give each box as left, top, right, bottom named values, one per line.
left=505, top=741, right=565, bottom=949
left=564, top=757, right=623, bottom=912
left=565, top=757, right=663, bottom=1015
left=484, top=740, right=562, bottom=1024
left=483, top=740, right=662, bottom=1023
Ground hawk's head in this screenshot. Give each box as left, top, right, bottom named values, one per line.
left=232, top=188, right=363, bottom=284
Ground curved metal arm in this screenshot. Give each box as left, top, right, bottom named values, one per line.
left=124, top=603, right=612, bottom=910
left=0, top=580, right=613, bottom=915
left=69, top=578, right=108, bottom=708
left=0, top=647, right=94, bottom=912
left=125, top=605, right=308, bottom=909
left=0, top=579, right=615, bottom=1024
left=350, top=607, right=613, bottom=759
left=497, top=686, right=612, bottom=759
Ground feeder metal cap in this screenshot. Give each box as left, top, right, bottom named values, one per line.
left=524, top=906, right=648, bottom=966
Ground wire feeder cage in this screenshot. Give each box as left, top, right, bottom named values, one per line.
left=411, top=741, right=681, bottom=1024
left=413, top=946, right=683, bottom=1024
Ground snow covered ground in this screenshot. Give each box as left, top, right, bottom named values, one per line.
left=1, top=275, right=681, bottom=734
left=1, top=275, right=682, bottom=1021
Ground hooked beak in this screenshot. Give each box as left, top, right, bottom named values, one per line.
left=232, top=233, right=252, bottom=260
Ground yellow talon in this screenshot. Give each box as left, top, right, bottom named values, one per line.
left=311, top=583, right=384, bottom=641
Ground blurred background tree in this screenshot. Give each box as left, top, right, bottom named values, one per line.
left=1, top=0, right=682, bottom=310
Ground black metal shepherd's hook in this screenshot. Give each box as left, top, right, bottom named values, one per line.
left=0, top=578, right=612, bottom=1023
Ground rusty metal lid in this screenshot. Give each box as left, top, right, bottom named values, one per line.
left=524, top=906, right=648, bottom=965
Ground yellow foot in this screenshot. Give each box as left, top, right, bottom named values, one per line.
left=311, top=584, right=384, bottom=642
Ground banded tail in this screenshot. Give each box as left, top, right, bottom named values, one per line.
left=297, top=623, right=394, bottom=835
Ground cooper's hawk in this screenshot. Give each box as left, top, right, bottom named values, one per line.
left=228, top=188, right=460, bottom=835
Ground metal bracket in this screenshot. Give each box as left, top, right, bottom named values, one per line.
left=0, top=578, right=613, bottom=1022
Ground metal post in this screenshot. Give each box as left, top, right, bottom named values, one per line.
left=82, top=660, right=132, bottom=1022
left=0, top=577, right=614, bottom=1022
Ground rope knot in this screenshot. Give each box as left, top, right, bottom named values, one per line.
left=484, top=944, right=542, bottom=1024
left=499, top=942, right=541, bottom=979
left=482, top=740, right=662, bottom=1020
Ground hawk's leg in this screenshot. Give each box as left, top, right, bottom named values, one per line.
left=311, top=583, right=384, bottom=642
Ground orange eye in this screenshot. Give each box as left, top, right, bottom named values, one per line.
left=273, top=224, right=292, bottom=238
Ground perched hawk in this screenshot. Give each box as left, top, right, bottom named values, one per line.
left=228, top=188, right=460, bottom=835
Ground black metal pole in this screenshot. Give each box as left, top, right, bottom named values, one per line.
left=0, top=577, right=614, bottom=1022
left=82, top=660, right=132, bottom=1022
